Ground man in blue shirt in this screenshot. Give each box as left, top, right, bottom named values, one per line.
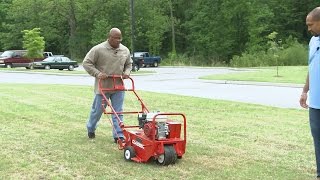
left=300, top=7, right=320, bottom=179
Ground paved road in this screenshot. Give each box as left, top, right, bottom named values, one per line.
left=0, top=67, right=304, bottom=109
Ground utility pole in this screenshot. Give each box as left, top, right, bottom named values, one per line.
left=130, top=0, right=135, bottom=58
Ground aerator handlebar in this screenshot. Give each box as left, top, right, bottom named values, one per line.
left=98, top=75, right=135, bottom=93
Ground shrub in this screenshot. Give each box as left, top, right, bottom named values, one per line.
left=278, top=43, right=308, bottom=66
left=230, top=41, right=307, bottom=67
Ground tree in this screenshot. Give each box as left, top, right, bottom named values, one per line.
left=267, top=31, right=282, bottom=77
left=0, top=0, right=315, bottom=66
left=168, top=0, right=176, bottom=57
left=246, top=1, right=274, bottom=52
left=134, top=0, right=169, bottom=55
left=0, top=0, right=12, bottom=51
left=22, top=28, right=45, bottom=58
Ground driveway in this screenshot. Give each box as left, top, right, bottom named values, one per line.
left=0, top=67, right=303, bottom=109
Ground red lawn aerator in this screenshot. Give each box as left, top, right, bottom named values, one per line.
left=99, top=75, right=186, bottom=165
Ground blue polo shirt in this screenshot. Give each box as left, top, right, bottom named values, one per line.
left=309, top=36, right=320, bottom=109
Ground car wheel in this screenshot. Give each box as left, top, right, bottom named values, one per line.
left=124, top=146, right=136, bottom=161
left=59, top=69, right=63, bottom=71
left=68, top=65, right=74, bottom=71
left=44, top=65, right=50, bottom=70
left=132, top=64, right=139, bottom=72
left=26, top=64, right=34, bottom=70
left=5, top=64, right=12, bottom=68
left=153, top=61, right=158, bottom=67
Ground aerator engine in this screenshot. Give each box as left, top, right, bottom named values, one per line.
left=138, top=113, right=170, bottom=140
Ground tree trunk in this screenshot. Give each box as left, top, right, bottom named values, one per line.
left=169, top=0, right=176, bottom=56
left=68, top=0, right=77, bottom=59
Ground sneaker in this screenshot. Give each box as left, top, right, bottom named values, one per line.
left=114, top=137, right=125, bottom=143
left=88, top=132, right=95, bottom=139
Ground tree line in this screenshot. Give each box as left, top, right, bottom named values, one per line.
left=0, top=0, right=318, bottom=66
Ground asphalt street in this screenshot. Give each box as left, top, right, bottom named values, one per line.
left=0, top=67, right=304, bottom=109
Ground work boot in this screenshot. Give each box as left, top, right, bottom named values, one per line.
left=114, top=137, right=125, bottom=143
left=88, top=132, right=95, bottom=139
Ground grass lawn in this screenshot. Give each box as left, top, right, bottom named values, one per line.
left=0, top=83, right=315, bottom=179
left=200, top=66, right=308, bottom=84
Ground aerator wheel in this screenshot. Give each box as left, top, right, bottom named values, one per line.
left=156, top=145, right=177, bottom=166
left=171, top=147, right=177, bottom=164
left=124, top=146, right=136, bottom=161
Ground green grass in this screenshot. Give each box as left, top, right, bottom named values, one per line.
left=0, top=84, right=314, bottom=179
left=201, top=66, right=308, bottom=84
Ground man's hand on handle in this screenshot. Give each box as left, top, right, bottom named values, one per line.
left=97, top=72, right=108, bottom=79
left=122, top=74, right=129, bottom=79
left=98, top=73, right=130, bottom=79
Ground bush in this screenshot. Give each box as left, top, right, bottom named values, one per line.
left=230, top=41, right=308, bottom=67
left=278, top=43, right=308, bottom=66
left=163, top=53, right=228, bottom=67
left=230, top=51, right=273, bottom=67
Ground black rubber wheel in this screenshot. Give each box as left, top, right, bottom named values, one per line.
left=124, top=146, right=136, bottom=161
left=169, top=146, right=177, bottom=164
left=153, top=61, right=158, bottom=67
left=156, top=145, right=177, bottom=166
left=44, top=65, right=50, bottom=70
left=132, top=64, right=139, bottom=72
left=68, top=65, right=74, bottom=71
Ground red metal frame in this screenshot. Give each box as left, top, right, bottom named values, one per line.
left=99, top=75, right=187, bottom=163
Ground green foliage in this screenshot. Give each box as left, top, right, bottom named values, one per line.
left=278, top=43, right=308, bottom=66
left=245, top=2, right=274, bottom=52
left=163, top=53, right=226, bottom=67
left=267, top=31, right=282, bottom=56
left=0, top=0, right=317, bottom=66
left=22, top=28, right=45, bottom=58
left=134, top=0, right=169, bottom=55
left=230, top=39, right=307, bottom=67
left=231, top=51, right=269, bottom=67
left=0, top=0, right=12, bottom=50
left=90, top=20, right=111, bottom=45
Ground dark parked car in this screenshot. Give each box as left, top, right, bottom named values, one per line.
left=132, top=52, right=161, bottom=68
left=33, top=56, right=78, bottom=71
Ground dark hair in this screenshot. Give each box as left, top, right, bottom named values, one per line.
left=309, top=7, right=320, bottom=21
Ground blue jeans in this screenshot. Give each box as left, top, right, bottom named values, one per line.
left=86, top=91, right=125, bottom=138
left=309, top=107, right=320, bottom=177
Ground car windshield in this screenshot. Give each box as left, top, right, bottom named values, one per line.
left=0, top=51, right=14, bottom=58
left=43, top=57, right=55, bottom=62
left=133, top=52, right=144, bottom=57
left=61, top=57, right=71, bottom=62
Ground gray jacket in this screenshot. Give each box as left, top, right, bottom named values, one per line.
left=83, top=40, right=132, bottom=94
